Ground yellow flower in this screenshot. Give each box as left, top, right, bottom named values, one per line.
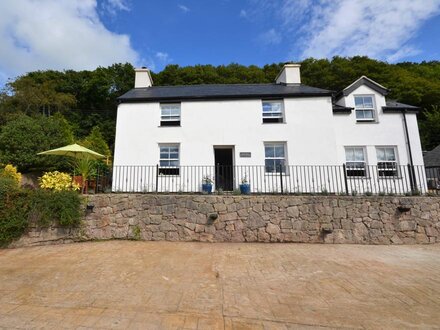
left=39, top=171, right=80, bottom=191
left=1, top=164, right=22, bottom=184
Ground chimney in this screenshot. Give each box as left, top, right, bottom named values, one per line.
left=134, top=67, right=153, bottom=88
left=275, top=63, right=301, bottom=84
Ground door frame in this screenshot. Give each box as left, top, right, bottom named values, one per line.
left=213, top=145, right=235, bottom=191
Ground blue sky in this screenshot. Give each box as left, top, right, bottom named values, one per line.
left=0, top=0, right=440, bottom=85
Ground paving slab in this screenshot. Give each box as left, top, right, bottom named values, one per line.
left=1, top=241, right=440, bottom=329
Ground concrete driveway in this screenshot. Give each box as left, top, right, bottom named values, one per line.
left=1, top=241, right=440, bottom=329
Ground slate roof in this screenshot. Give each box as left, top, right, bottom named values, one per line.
left=118, top=83, right=333, bottom=103
left=424, top=145, right=440, bottom=167
left=382, top=100, right=420, bottom=112
left=336, top=76, right=389, bottom=100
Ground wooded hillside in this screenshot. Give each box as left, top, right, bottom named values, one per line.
left=0, top=56, right=439, bottom=171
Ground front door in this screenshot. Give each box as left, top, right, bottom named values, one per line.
left=214, top=147, right=234, bottom=191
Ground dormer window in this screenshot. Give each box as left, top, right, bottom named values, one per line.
left=262, top=100, right=284, bottom=123
left=160, top=103, right=181, bottom=126
left=354, top=96, right=375, bottom=122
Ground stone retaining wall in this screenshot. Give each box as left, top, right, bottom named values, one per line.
left=10, top=194, right=440, bottom=247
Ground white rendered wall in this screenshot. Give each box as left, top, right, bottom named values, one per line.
left=113, top=96, right=338, bottom=167
left=112, top=88, right=426, bottom=193
left=334, top=85, right=426, bottom=193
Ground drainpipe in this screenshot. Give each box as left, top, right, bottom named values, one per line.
left=402, top=110, right=415, bottom=191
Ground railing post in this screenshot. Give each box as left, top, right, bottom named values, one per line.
left=407, top=163, right=415, bottom=192
left=279, top=165, right=284, bottom=194
left=342, top=163, right=349, bottom=195
left=155, top=164, right=159, bottom=193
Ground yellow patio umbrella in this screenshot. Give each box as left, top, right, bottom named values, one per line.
left=37, top=143, right=105, bottom=160
left=38, top=144, right=106, bottom=194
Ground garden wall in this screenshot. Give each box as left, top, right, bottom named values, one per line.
left=10, top=194, right=440, bottom=247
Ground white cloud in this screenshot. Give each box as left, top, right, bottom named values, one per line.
left=0, top=0, right=139, bottom=83
left=258, top=29, right=282, bottom=45
left=178, top=4, right=190, bottom=13
left=155, top=52, right=172, bottom=64
left=246, top=0, right=440, bottom=62
left=102, top=0, right=130, bottom=16
left=240, top=9, right=248, bottom=18
left=287, top=0, right=440, bottom=61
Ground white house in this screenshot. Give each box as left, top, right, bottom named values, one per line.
left=112, top=64, right=425, bottom=194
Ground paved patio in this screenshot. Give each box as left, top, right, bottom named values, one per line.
left=1, top=241, right=440, bottom=329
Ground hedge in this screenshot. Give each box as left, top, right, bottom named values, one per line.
left=0, top=177, right=83, bottom=247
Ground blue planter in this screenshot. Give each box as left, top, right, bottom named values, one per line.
left=202, top=183, right=213, bottom=194
left=240, top=183, right=251, bottom=195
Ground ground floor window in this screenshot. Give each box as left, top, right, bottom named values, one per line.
left=265, top=143, right=286, bottom=173
left=376, top=147, right=398, bottom=177
left=345, top=147, right=367, bottom=177
left=159, top=144, right=180, bottom=175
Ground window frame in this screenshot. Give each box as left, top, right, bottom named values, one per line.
left=354, top=95, right=376, bottom=122
left=264, top=142, right=287, bottom=174
left=376, top=146, right=399, bottom=178
left=158, top=144, right=180, bottom=176
left=262, top=100, right=284, bottom=124
left=160, top=103, right=181, bottom=127
left=345, top=146, right=368, bottom=177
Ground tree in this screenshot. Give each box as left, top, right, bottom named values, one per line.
left=4, top=76, right=76, bottom=116
left=419, top=105, right=440, bottom=151
left=0, top=113, right=74, bottom=172
left=79, top=126, right=111, bottom=158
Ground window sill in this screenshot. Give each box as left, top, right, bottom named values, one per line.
left=262, top=122, right=287, bottom=125
left=158, top=125, right=181, bottom=128
left=356, top=120, right=378, bottom=124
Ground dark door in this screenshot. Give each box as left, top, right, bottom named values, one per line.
left=214, top=148, right=234, bottom=191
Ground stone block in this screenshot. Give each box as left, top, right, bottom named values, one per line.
left=333, top=207, right=347, bottom=219
left=152, top=232, right=165, bottom=240
left=399, top=221, right=417, bottom=232
left=287, top=206, right=299, bottom=218
left=266, top=223, right=280, bottom=235
left=195, top=224, right=205, bottom=233
left=160, top=222, right=177, bottom=232
left=223, top=212, right=238, bottom=221
left=247, top=211, right=266, bottom=229
left=280, top=220, right=293, bottom=229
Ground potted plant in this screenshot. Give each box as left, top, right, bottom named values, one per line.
left=239, top=176, right=250, bottom=195
left=74, top=157, right=97, bottom=194
left=202, top=175, right=214, bottom=194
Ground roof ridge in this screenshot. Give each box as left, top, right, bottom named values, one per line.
left=137, top=83, right=279, bottom=89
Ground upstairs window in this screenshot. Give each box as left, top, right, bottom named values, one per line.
left=159, top=144, right=180, bottom=175
left=376, top=147, right=398, bottom=177
left=160, top=103, right=180, bottom=126
left=345, top=147, right=367, bottom=177
left=265, top=143, right=286, bottom=173
left=354, top=96, right=375, bottom=122
left=262, top=100, right=284, bottom=123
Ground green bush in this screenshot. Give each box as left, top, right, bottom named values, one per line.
left=0, top=182, right=83, bottom=247
left=27, top=190, right=83, bottom=227
left=0, top=177, right=28, bottom=247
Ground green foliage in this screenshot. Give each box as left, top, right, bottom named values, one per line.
left=419, top=105, right=440, bottom=150
left=74, top=157, right=97, bottom=181
left=131, top=225, right=141, bottom=241
left=0, top=177, right=28, bottom=247
left=27, top=190, right=82, bottom=227
left=1, top=58, right=440, bottom=153
left=79, top=126, right=111, bottom=157
left=0, top=113, right=74, bottom=172
left=0, top=183, right=82, bottom=247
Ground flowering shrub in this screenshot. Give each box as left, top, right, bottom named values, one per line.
left=0, top=164, right=22, bottom=185
left=39, top=171, right=80, bottom=191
